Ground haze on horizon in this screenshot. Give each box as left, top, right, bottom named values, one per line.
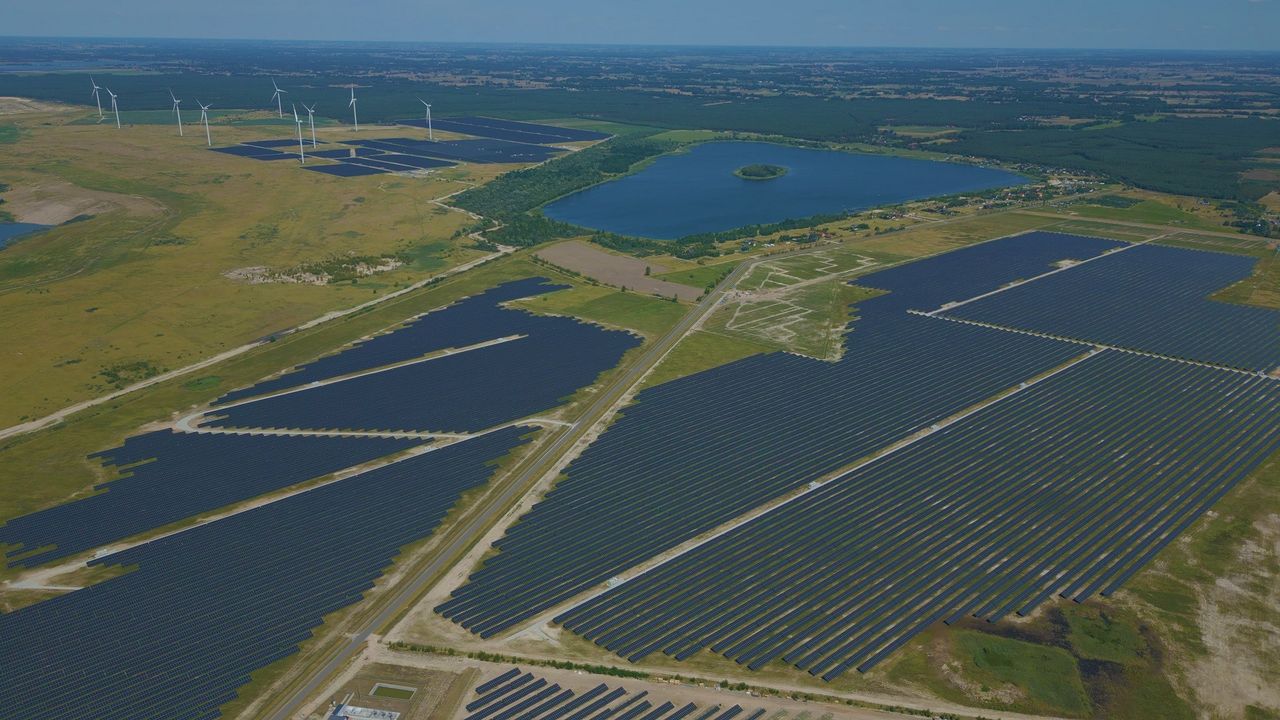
left=4, top=0, right=1279, bottom=51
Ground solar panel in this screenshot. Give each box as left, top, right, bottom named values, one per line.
left=556, top=351, right=1280, bottom=678
left=0, top=431, right=420, bottom=568
left=0, top=428, right=534, bottom=718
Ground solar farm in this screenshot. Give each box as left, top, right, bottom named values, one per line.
left=462, top=667, right=767, bottom=720
left=2, top=217, right=1278, bottom=717
left=205, top=115, right=605, bottom=178
left=0, top=277, right=644, bottom=719
left=433, top=230, right=1280, bottom=680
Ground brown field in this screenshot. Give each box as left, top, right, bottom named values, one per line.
left=535, top=240, right=702, bottom=301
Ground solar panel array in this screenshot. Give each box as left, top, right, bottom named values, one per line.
left=856, top=231, right=1126, bottom=313
left=438, top=230, right=1280, bottom=678
left=437, top=313, right=1087, bottom=635
left=0, top=428, right=532, bottom=720
left=557, top=351, right=1280, bottom=678
left=208, top=321, right=639, bottom=433
left=404, top=116, right=609, bottom=146
left=943, top=244, right=1280, bottom=371
left=464, top=668, right=760, bottom=720
left=0, top=430, right=419, bottom=568
left=216, top=278, right=568, bottom=404
left=343, top=137, right=562, bottom=164
left=210, top=136, right=462, bottom=177
left=451, top=117, right=611, bottom=142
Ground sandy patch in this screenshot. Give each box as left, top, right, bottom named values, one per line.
left=536, top=240, right=702, bottom=302
left=1186, top=512, right=1280, bottom=717
left=2, top=180, right=164, bottom=225
left=0, top=96, right=74, bottom=115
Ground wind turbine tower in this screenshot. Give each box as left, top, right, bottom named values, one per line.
left=348, top=85, right=359, bottom=131
left=270, top=79, right=287, bottom=118
left=106, top=87, right=121, bottom=128
left=198, top=101, right=213, bottom=146
left=293, top=104, right=306, bottom=164
left=169, top=89, right=184, bottom=136
left=303, top=103, right=318, bottom=147
left=89, top=77, right=104, bottom=120
left=418, top=98, right=434, bottom=140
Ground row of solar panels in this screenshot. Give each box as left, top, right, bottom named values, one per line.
left=466, top=668, right=761, bottom=720
left=400, top=116, right=610, bottom=146
left=0, top=429, right=533, bottom=719
left=216, top=278, right=566, bottom=404
left=941, top=243, right=1280, bottom=372
left=437, top=230, right=1280, bottom=675
left=558, top=351, right=1280, bottom=678
left=0, top=279, right=629, bottom=570
left=437, top=313, right=1094, bottom=635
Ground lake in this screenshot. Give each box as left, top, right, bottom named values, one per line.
left=0, top=222, right=50, bottom=250
left=543, top=141, right=1026, bottom=239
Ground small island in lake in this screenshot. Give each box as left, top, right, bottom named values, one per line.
left=734, top=163, right=788, bottom=180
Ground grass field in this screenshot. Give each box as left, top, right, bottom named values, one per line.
left=0, top=107, right=497, bottom=427
left=655, top=259, right=738, bottom=289
left=642, top=329, right=774, bottom=388
left=1060, top=197, right=1226, bottom=231
left=514, top=282, right=688, bottom=337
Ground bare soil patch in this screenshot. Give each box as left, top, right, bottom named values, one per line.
left=2, top=180, right=164, bottom=225
left=536, top=240, right=702, bottom=302
left=0, top=96, right=74, bottom=115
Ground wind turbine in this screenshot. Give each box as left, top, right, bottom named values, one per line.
left=270, top=79, right=287, bottom=118
left=417, top=97, right=433, bottom=140
left=302, top=103, right=318, bottom=147
left=89, top=76, right=103, bottom=120
left=348, top=85, right=359, bottom=131
left=169, top=89, right=184, bottom=136
left=292, top=104, right=306, bottom=164
left=106, top=87, right=121, bottom=128
left=197, top=100, right=212, bottom=146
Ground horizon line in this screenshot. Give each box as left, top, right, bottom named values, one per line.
left=2, top=35, right=1279, bottom=54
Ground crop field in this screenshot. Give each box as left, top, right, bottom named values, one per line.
left=556, top=352, right=1280, bottom=679
left=535, top=241, right=703, bottom=302
left=0, top=427, right=533, bottom=719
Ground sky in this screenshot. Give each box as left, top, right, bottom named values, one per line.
left=4, top=0, right=1279, bottom=51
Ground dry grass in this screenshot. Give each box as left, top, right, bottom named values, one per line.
left=0, top=108, right=491, bottom=426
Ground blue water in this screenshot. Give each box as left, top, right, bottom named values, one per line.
left=543, top=141, right=1026, bottom=239
left=0, top=222, right=50, bottom=250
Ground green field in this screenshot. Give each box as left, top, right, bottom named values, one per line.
left=655, top=260, right=738, bottom=289
left=514, top=283, right=688, bottom=337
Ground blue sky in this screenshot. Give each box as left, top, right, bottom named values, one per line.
left=5, top=0, right=1278, bottom=50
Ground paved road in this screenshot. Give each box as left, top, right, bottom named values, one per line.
left=265, top=257, right=756, bottom=720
